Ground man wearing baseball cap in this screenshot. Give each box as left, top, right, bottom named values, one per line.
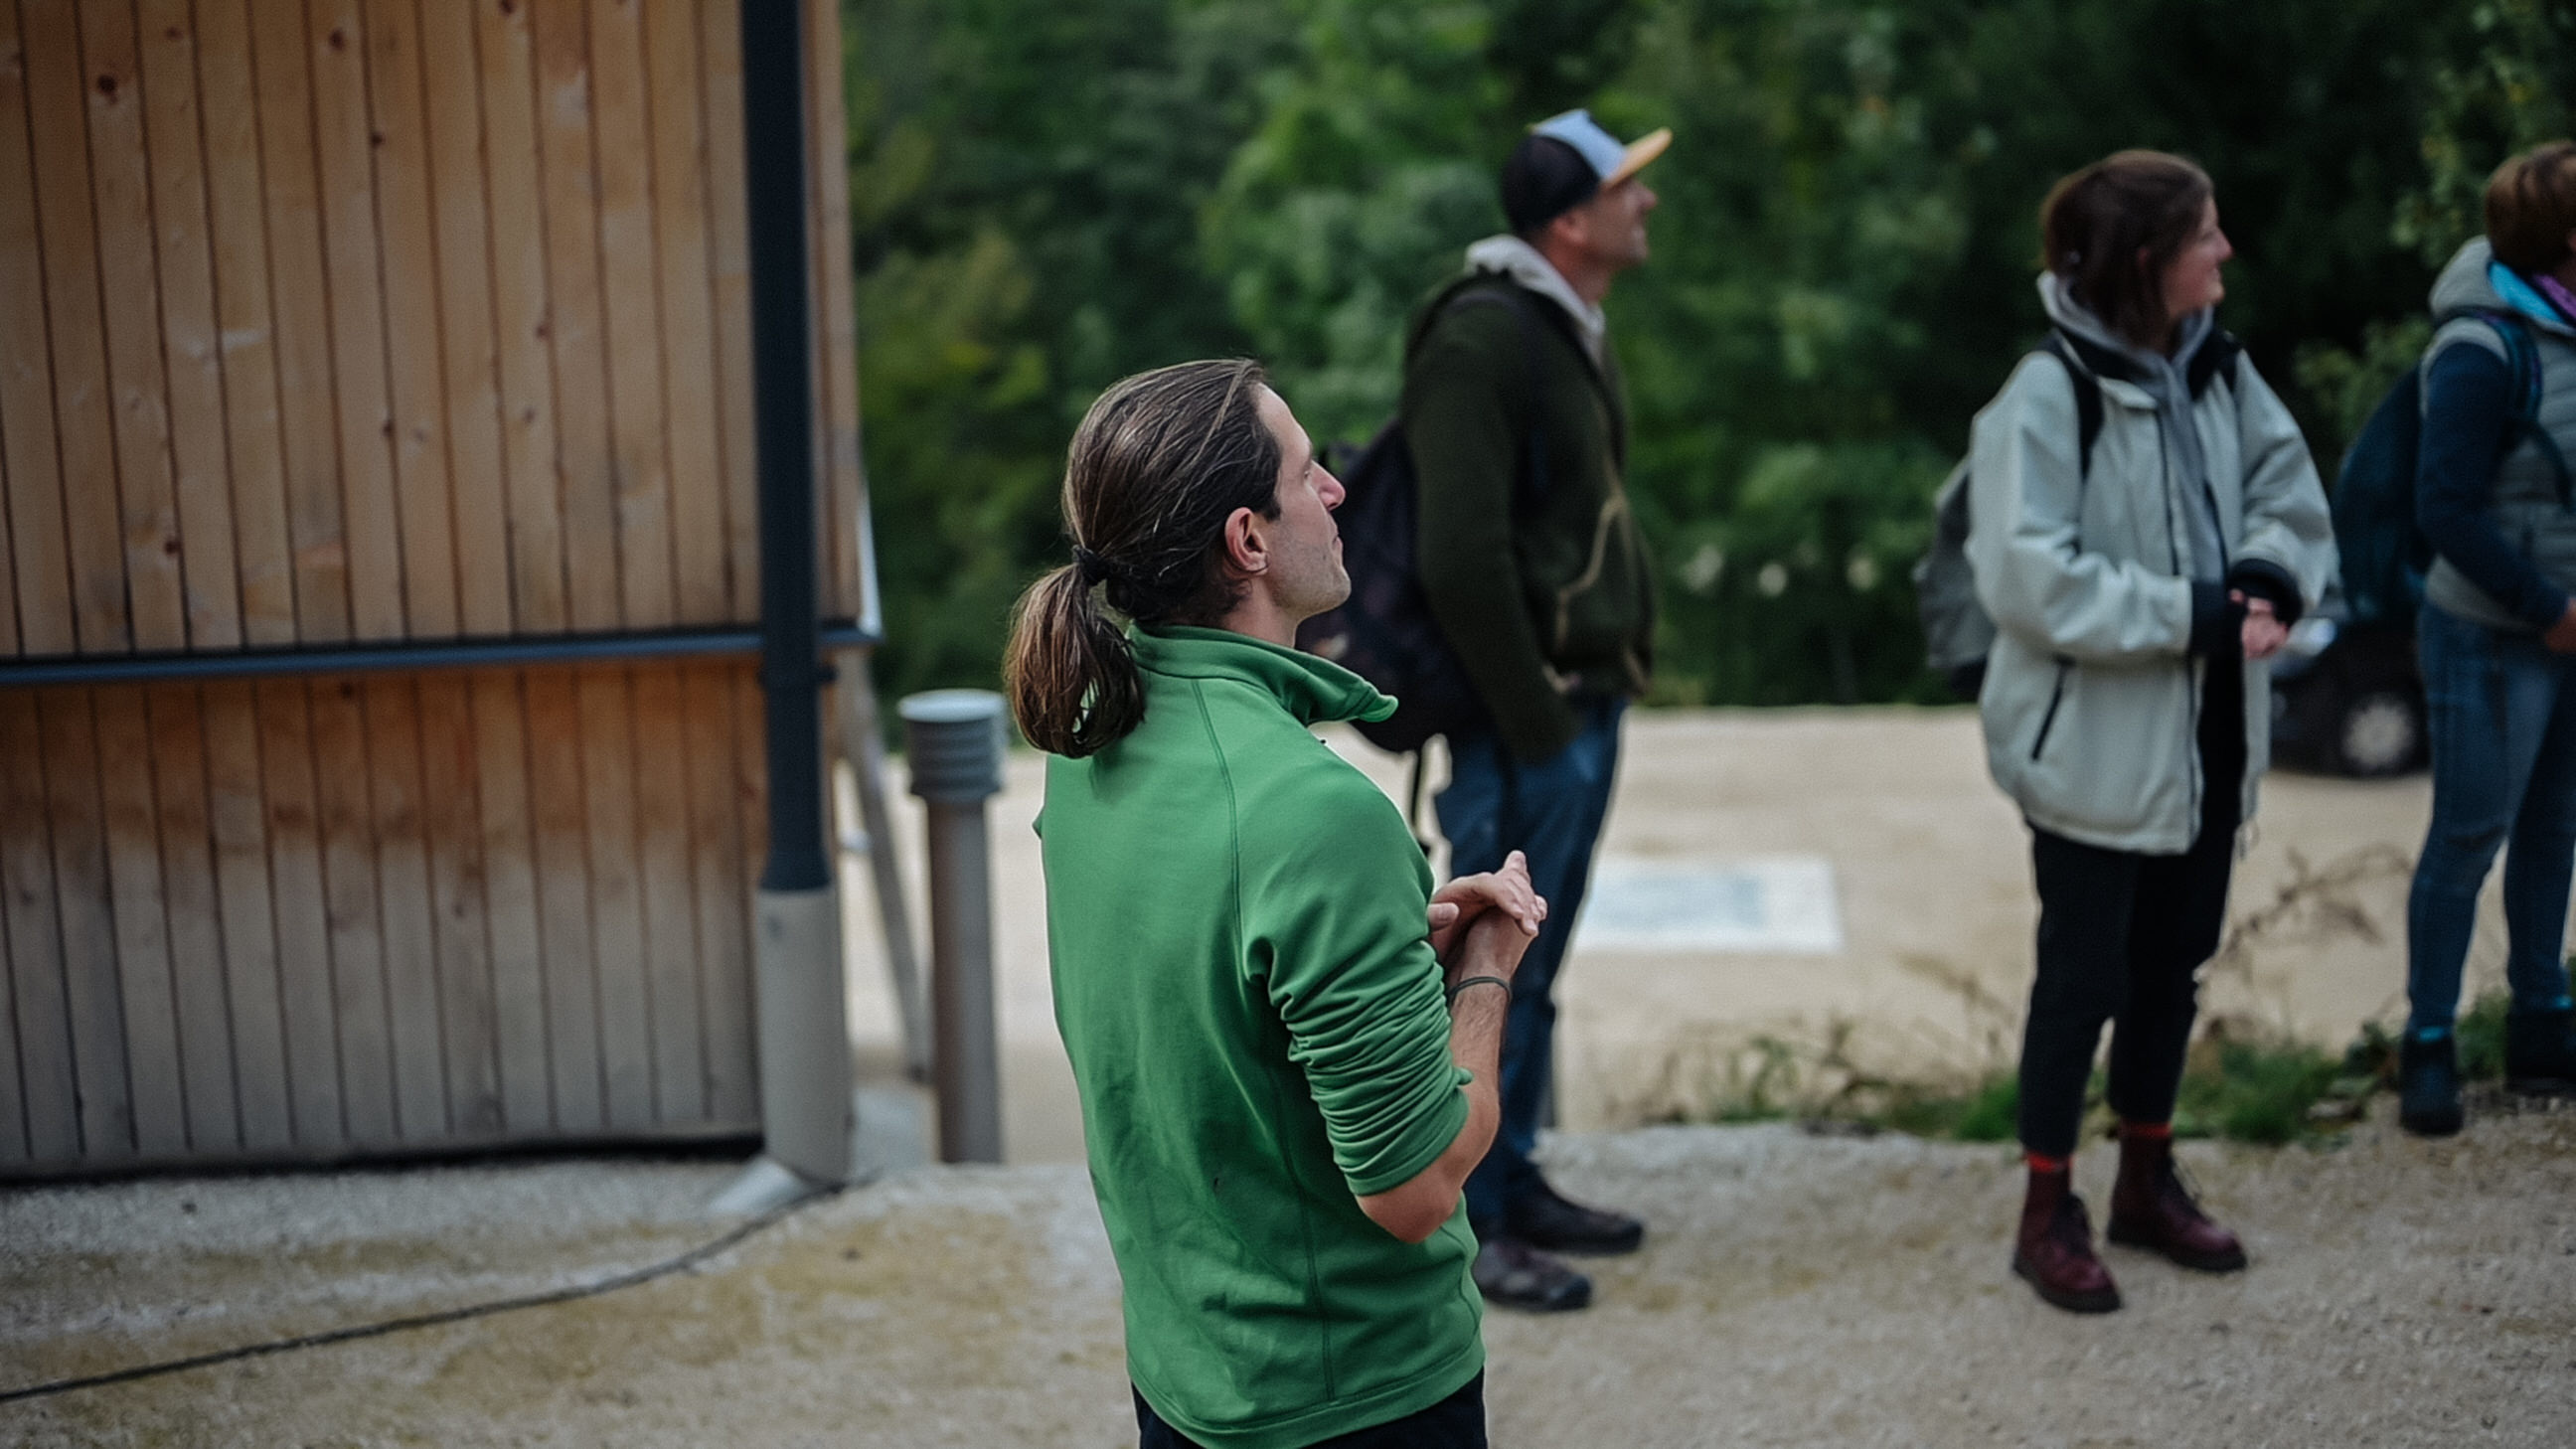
left=1403, top=109, right=1668, bottom=1312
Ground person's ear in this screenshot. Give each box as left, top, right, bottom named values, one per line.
left=1549, top=205, right=1589, bottom=253
left=1219, top=505, right=1269, bottom=579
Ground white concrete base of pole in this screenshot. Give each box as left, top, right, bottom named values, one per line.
left=708, top=1081, right=928, bottom=1217
left=709, top=1155, right=829, bottom=1215
left=750, top=884, right=854, bottom=1185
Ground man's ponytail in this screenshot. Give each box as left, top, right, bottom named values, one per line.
left=1002, top=359, right=1283, bottom=758
left=1005, top=564, right=1144, bottom=758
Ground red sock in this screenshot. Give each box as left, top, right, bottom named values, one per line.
left=2121, top=1120, right=2173, bottom=1141
left=2024, top=1151, right=2070, bottom=1175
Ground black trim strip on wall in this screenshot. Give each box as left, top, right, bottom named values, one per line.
left=0, top=623, right=879, bottom=688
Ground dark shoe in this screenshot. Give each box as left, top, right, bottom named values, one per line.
left=2106, top=1129, right=2247, bottom=1273
left=2504, top=1006, right=2576, bottom=1095
left=2398, top=1030, right=2465, bottom=1137
left=2011, top=1168, right=2120, bottom=1314
left=1471, top=1235, right=1592, bottom=1312
left=1504, top=1180, right=1645, bottom=1256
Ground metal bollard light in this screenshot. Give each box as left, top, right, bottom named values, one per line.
left=898, top=690, right=1008, bottom=1164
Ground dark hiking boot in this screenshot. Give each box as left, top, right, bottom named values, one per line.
left=2106, top=1129, right=2247, bottom=1273
left=2011, top=1168, right=2120, bottom=1314
left=1505, top=1179, right=1645, bottom=1256
left=2398, top=1030, right=2465, bottom=1137
left=1471, top=1235, right=1592, bottom=1312
left=2504, top=1006, right=2576, bottom=1096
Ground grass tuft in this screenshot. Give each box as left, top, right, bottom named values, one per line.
left=1664, top=983, right=2544, bottom=1148
left=2172, top=1032, right=2340, bottom=1145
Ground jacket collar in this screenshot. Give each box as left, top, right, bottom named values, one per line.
left=2036, top=272, right=2239, bottom=401
left=2055, top=327, right=2243, bottom=402
left=2428, top=237, right=2576, bottom=341
left=1464, top=235, right=1606, bottom=359
left=1131, top=626, right=1397, bottom=728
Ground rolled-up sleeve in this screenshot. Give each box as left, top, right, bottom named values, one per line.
left=1248, top=779, right=1469, bottom=1198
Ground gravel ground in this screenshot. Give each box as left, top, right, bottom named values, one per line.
left=7, top=1097, right=2573, bottom=1447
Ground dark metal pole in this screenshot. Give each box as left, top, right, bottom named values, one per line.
left=743, top=0, right=827, bottom=898
left=733, top=0, right=851, bottom=1195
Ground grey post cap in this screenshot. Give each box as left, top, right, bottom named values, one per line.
left=899, top=689, right=1007, bottom=803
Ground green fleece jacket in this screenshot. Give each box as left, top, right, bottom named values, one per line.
left=1404, top=273, right=1657, bottom=762
left=1037, top=626, right=1482, bottom=1449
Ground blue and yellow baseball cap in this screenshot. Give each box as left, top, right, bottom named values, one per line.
left=1502, top=109, right=1672, bottom=231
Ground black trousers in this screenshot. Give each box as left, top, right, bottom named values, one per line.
left=2015, top=662, right=2243, bottom=1158
left=1135, top=1372, right=1485, bottom=1449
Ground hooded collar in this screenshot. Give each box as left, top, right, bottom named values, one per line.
left=2036, top=272, right=2231, bottom=581
left=2037, top=272, right=2215, bottom=382
left=1464, top=234, right=1607, bottom=363
left=1131, top=625, right=1396, bottom=728
left=2428, top=237, right=2576, bottom=341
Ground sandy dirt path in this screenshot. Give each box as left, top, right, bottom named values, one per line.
left=844, top=708, right=2492, bottom=1160
left=7, top=1100, right=2571, bottom=1447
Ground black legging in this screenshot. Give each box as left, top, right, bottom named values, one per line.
left=2015, top=662, right=2243, bottom=1158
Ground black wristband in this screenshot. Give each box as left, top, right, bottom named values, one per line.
left=1445, top=975, right=1510, bottom=1004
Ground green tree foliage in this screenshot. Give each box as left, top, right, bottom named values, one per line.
left=842, top=0, right=2557, bottom=708
left=2299, top=0, right=2576, bottom=472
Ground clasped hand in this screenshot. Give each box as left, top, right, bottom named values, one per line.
left=2233, top=590, right=2288, bottom=661
left=1425, top=849, right=1546, bottom=989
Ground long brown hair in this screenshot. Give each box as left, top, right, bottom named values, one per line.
left=1004, top=360, right=1283, bottom=757
left=2039, top=150, right=2214, bottom=348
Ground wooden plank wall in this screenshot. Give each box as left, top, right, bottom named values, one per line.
left=0, top=660, right=767, bottom=1174
left=0, top=0, right=868, bottom=1174
left=0, top=0, right=868, bottom=660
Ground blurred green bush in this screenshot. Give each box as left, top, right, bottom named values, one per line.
left=843, top=0, right=2576, bottom=709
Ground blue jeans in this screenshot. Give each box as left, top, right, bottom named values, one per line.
left=1438, top=698, right=1625, bottom=1233
left=2405, top=602, right=2576, bottom=1034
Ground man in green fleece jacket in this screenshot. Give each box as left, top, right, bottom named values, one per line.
left=1404, top=108, right=1665, bottom=1311
left=1005, top=359, right=1546, bottom=1448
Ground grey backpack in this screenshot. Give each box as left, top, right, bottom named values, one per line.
left=1914, top=333, right=2102, bottom=699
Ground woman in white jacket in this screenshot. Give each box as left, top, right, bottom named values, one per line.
left=1966, top=151, right=2335, bottom=1314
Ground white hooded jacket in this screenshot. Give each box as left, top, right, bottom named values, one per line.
left=1965, top=289, right=2336, bottom=854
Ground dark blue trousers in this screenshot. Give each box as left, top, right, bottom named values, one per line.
left=2406, top=601, right=2576, bottom=1033
left=1437, top=698, right=1625, bottom=1233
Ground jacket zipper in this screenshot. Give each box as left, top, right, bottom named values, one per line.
left=2029, top=659, right=2071, bottom=760
left=2158, top=427, right=2180, bottom=575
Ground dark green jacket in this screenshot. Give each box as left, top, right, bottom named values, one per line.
left=1037, top=626, right=1483, bottom=1448
left=1403, top=274, right=1657, bottom=762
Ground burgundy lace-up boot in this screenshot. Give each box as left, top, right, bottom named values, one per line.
left=2011, top=1158, right=2120, bottom=1314
left=2106, top=1123, right=2247, bottom=1272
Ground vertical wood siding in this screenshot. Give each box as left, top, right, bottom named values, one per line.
left=1, top=0, right=866, bottom=1175
left=0, top=0, right=869, bottom=661
left=0, top=661, right=770, bottom=1175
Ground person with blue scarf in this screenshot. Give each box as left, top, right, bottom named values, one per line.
left=2399, top=142, right=2576, bottom=1135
